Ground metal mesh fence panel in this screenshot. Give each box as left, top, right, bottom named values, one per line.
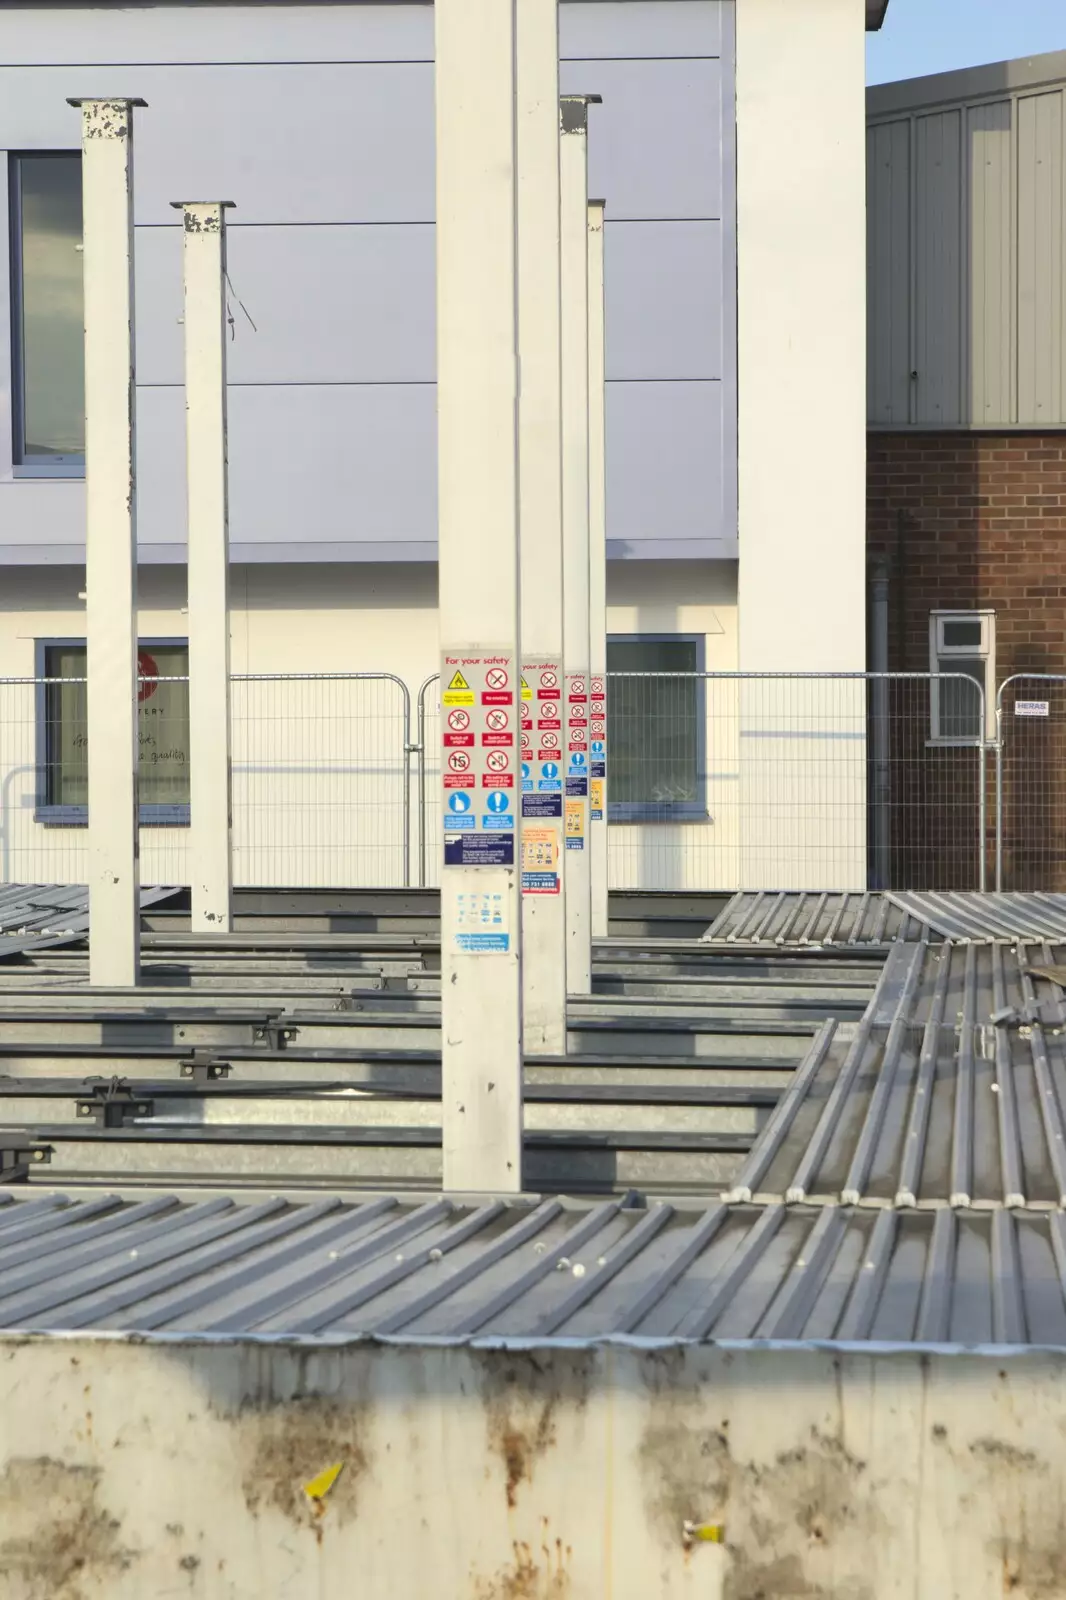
left=230, top=674, right=410, bottom=888
left=604, top=672, right=985, bottom=892
left=418, top=674, right=442, bottom=888
left=996, top=675, right=1066, bottom=891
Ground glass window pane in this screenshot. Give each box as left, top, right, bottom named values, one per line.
left=16, top=154, right=84, bottom=460
left=43, top=643, right=190, bottom=809
left=137, top=646, right=190, bottom=806
left=44, top=645, right=87, bottom=806
left=607, top=638, right=700, bottom=808
left=940, top=619, right=983, bottom=649
left=938, top=658, right=984, bottom=740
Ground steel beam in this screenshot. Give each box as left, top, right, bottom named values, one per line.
left=70, top=98, right=145, bottom=988
left=435, top=0, right=523, bottom=1192
left=560, top=96, right=598, bottom=995
left=587, top=198, right=609, bottom=940
left=175, top=202, right=235, bottom=934
left=517, top=0, right=567, bottom=1056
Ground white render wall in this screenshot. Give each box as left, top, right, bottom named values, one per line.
left=0, top=561, right=740, bottom=892
left=734, top=0, right=868, bottom=889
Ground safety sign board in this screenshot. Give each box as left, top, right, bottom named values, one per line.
left=567, top=672, right=589, bottom=798
left=590, top=776, right=605, bottom=822
left=565, top=797, right=585, bottom=849
left=590, top=676, right=607, bottom=780
left=442, top=649, right=516, bottom=865
left=452, top=889, right=510, bottom=955
left=521, top=826, right=560, bottom=895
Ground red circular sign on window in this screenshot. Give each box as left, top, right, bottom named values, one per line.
left=137, top=648, right=159, bottom=704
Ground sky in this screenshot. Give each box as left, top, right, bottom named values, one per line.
left=867, top=0, right=1066, bottom=85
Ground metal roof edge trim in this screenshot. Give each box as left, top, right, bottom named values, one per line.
left=5, top=1328, right=1066, bottom=1359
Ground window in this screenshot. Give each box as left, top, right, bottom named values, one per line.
left=37, top=640, right=190, bottom=824
left=10, top=153, right=84, bottom=474
left=606, top=635, right=706, bottom=819
left=929, top=610, right=995, bottom=744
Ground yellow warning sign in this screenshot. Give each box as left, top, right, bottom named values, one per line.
left=448, top=670, right=470, bottom=691
left=566, top=799, right=584, bottom=838
left=521, top=676, right=532, bottom=701
left=443, top=666, right=475, bottom=707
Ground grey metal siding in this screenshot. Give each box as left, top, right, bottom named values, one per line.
left=914, top=110, right=963, bottom=426
left=1017, top=92, right=1065, bottom=425
left=868, top=67, right=1066, bottom=430
left=0, top=1, right=737, bottom=564
left=867, top=118, right=911, bottom=425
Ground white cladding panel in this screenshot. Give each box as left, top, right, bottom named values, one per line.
left=0, top=1, right=736, bottom=562
left=868, top=75, right=1066, bottom=429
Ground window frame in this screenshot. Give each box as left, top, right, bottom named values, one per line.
left=34, top=636, right=191, bottom=827
left=606, top=632, right=709, bottom=823
left=9, top=151, right=86, bottom=478
left=928, top=609, right=996, bottom=746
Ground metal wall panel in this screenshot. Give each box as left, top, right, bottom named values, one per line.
left=136, top=225, right=437, bottom=387
left=605, top=381, right=729, bottom=550
left=0, top=3, right=737, bottom=561
left=0, top=65, right=437, bottom=225
left=561, top=0, right=722, bottom=59
left=968, top=101, right=1013, bottom=427
left=1018, top=90, right=1065, bottom=426
left=0, top=2, right=435, bottom=64
left=914, top=110, right=963, bottom=425
left=559, top=57, right=726, bottom=221
left=604, top=221, right=724, bottom=380
left=866, top=118, right=911, bottom=425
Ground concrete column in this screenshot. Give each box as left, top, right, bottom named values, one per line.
left=560, top=96, right=597, bottom=995
left=176, top=201, right=234, bottom=933
left=436, top=0, right=523, bottom=1192
left=70, top=97, right=145, bottom=988
left=587, top=198, right=609, bottom=940
left=517, top=0, right=566, bottom=1057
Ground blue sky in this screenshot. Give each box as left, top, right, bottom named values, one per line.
left=868, top=0, right=1066, bottom=85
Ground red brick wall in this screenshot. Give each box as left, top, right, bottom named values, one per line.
left=867, top=433, right=1066, bottom=889
left=867, top=433, right=1066, bottom=676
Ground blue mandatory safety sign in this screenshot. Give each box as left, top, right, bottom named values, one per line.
left=448, top=791, right=472, bottom=813
left=486, top=791, right=511, bottom=813
left=541, top=761, right=560, bottom=779
left=455, top=933, right=509, bottom=953
left=482, top=815, right=513, bottom=830
left=521, top=761, right=533, bottom=793
left=568, top=752, right=587, bottom=769
left=591, top=740, right=605, bottom=757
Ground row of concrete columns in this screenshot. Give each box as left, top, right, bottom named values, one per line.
left=75, top=96, right=234, bottom=988
left=76, top=0, right=608, bottom=1198
left=437, top=0, right=608, bottom=1192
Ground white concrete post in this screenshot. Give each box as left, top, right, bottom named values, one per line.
left=175, top=201, right=234, bottom=933
left=587, top=198, right=609, bottom=940
left=436, top=0, right=523, bottom=1192
left=517, top=0, right=566, bottom=1057
left=70, top=97, right=145, bottom=988
left=560, top=96, right=597, bottom=995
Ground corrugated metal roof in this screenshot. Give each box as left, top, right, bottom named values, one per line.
left=0, top=885, right=179, bottom=958
left=0, top=1188, right=1059, bottom=1347
left=725, top=941, right=1066, bottom=1211
left=703, top=891, right=921, bottom=947
left=886, top=891, right=1066, bottom=943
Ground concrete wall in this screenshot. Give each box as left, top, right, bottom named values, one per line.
left=1, top=1334, right=1064, bottom=1598
left=0, top=560, right=739, bottom=891
left=0, top=0, right=737, bottom=565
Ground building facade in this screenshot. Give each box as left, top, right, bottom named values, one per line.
left=867, top=52, right=1066, bottom=889
left=0, top=0, right=876, bottom=891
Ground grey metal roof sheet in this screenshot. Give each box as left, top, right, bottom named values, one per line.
left=886, top=891, right=1066, bottom=943
left=725, top=941, right=1066, bottom=1212
left=0, top=885, right=179, bottom=957
left=703, top=891, right=921, bottom=947
left=0, top=1188, right=1059, bottom=1348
